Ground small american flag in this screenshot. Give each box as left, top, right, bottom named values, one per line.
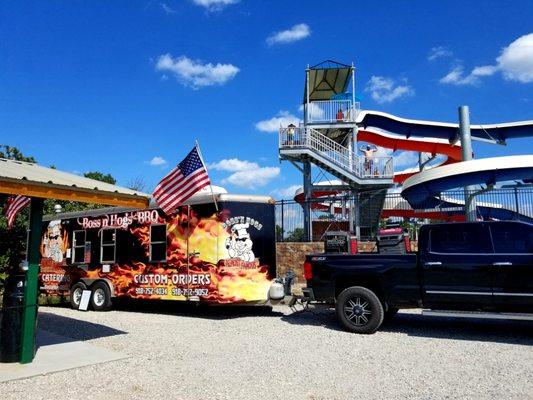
left=5, top=195, right=31, bottom=229
left=152, top=146, right=211, bottom=214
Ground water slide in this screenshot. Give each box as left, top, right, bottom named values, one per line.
left=292, top=111, right=533, bottom=222
left=401, top=155, right=533, bottom=223
left=356, top=110, right=533, bottom=183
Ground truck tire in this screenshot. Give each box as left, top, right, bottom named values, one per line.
left=90, top=281, right=112, bottom=311
left=70, top=282, right=87, bottom=310
left=336, top=286, right=384, bottom=334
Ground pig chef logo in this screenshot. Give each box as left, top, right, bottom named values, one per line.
left=42, top=220, right=64, bottom=263
left=225, top=223, right=255, bottom=262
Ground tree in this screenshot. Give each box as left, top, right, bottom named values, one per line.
left=275, top=225, right=284, bottom=241
left=0, top=145, right=36, bottom=163
left=83, top=171, right=116, bottom=185
left=286, top=227, right=305, bottom=242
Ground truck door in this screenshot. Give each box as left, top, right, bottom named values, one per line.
left=489, top=222, right=533, bottom=312
left=421, top=223, right=494, bottom=310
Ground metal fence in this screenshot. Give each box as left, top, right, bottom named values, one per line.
left=303, top=100, right=360, bottom=123
left=275, top=187, right=533, bottom=242
left=279, top=126, right=394, bottom=179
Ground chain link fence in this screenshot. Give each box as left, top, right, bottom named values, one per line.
left=276, top=187, right=533, bottom=242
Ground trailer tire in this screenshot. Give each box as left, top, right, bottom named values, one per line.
left=90, top=281, right=112, bottom=311
left=336, top=286, right=384, bottom=334
left=70, top=282, right=87, bottom=310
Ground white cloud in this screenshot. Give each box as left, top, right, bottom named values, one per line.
left=222, top=167, right=280, bottom=189
left=155, top=54, right=239, bottom=88
left=266, top=23, right=311, bottom=46
left=211, top=157, right=281, bottom=189
left=192, top=0, right=239, bottom=11
left=440, top=33, right=533, bottom=85
left=364, top=76, right=414, bottom=104
left=209, top=158, right=259, bottom=172
left=496, top=33, right=533, bottom=83
left=271, top=184, right=301, bottom=199
left=148, top=156, right=167, bottom=166
left=428, top=46, right=453, bottom=61
left=160, top=3, right=177, bottom=14
left=255, top=111, right=301, bottom=133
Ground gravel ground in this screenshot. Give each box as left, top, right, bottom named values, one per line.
left=1, top=302, right=532, bottom=400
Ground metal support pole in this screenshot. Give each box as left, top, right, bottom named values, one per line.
left=354, top=192, right=361, bottom=239
left=20, top=197, right=43, bottom=364
left=303, top=160, right=312, bottom=241
left=305, top=66, right=310, bottom=124
left=280, top=200, right=285, bottom=241
left=459, top=106, right=477, bottom=221
left=348, top=195, right=354, bottom=234
left=514, top=187, right=520, bottom=219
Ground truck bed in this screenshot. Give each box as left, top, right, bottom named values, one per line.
left=305, top=253, right=421, bottom=308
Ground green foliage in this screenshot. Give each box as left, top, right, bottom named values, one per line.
left=275, top=225, right=284, bottom=241
left=0, top=145, right=36, bottom=163
left=83, top=171, right=116, bottom=185
left=286, top=227, right=305, bottom=242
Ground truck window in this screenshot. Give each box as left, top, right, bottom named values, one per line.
left=100, top=228, right=116, bottom=263
left=490, top=223, right=533, bottom=254
left=72, top=230, right=86, bottom=264
left=430, top=224, right=492, bottom=254
left=150, top=224, right=167, bottom=262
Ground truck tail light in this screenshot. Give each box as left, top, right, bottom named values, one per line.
left=303, top=261, right=313, bottom=280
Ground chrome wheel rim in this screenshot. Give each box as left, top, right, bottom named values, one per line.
left=344, top=297, right=372, bottom=326
left=73, top=288, right=83, bottom=305
left=93, top=288, right=105, bottom=307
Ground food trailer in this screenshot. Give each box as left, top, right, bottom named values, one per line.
left=38, top=192, right=277, bottom=310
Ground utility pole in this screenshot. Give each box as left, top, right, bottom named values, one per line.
left=459, top=106, right=477, bottom=221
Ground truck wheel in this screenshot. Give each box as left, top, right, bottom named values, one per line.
left=90, top=282, right=112, bottom=311
left=336, top=286, right=384, bottom=334
left=70, top=282, right=87, bottom=310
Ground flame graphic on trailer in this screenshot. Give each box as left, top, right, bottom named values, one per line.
left=38, top=195, right=276, bottom=304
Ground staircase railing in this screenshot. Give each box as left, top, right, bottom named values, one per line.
left=279, top=126, right=393, bottom=180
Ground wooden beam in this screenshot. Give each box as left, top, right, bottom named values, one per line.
left=0, top=180, right=149, bottom=209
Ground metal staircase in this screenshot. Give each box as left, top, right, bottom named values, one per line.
left=279, top=126, right=393, bottom=186
left=359, top=189, right=388, bottom=239
left=279, top=126, right=394, bottom=237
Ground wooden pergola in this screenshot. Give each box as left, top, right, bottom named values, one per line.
left=0, top=158, right=151, bottom=363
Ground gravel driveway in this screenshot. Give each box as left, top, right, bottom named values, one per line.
left=1, top=302, right=532, bottom=400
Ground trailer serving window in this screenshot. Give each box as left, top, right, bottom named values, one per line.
left=100, top=228, right=117, bottom=263
left=72, top=230, right=86, bottom=264
left=150, top=224, right=167, bottom=262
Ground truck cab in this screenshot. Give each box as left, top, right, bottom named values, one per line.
left=419, top=221, right=533, bottom=313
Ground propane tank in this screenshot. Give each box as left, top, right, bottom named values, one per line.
left=269, top=280, right=285, bottom=300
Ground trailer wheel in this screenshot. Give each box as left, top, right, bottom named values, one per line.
left=70, top=282, right=87, bottom=310
left=336, top=286, right=384, bottom=334
left=90, top=281, right=112, bottom=311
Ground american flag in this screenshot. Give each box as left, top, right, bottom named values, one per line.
left=152, top=146, right=211, bottom=214
left=5, top=195, right=31, bottom=229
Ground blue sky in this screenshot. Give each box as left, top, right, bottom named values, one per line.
left=1, top=0, right=532, bottom=199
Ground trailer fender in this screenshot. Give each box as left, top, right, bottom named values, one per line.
left=78, top=278, right=116, bottom=297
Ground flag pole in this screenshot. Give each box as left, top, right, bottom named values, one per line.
left=195, top=140, right=219, bottom=213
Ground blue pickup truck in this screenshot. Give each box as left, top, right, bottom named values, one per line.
left=302, top=221, right=533, bottom=333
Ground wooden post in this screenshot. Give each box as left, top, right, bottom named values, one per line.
left=20, top=197, right=43, bottom=364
